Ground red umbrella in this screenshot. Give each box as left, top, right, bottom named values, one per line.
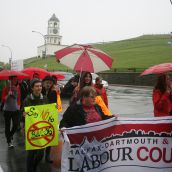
left=55, top=44, right=113, bottom=73
left=141, top=63, right=172, bottom=76
left=0, top=69, right=29, bottom=80
left=21, top=67, right=49, bottom=79
left=49, top=72, right=65, bottom=80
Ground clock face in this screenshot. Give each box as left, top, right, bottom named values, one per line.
left=53, top=29, right=58, bottom=34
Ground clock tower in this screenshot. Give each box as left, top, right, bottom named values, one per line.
left=37, top=14, right=66, bottom=58
left=45, top=13, right=62, bottom=45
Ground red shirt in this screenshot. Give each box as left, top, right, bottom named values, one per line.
left=83, top=105, right=102, bottom=124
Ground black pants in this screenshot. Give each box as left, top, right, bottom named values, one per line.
left=26, top=149, right=44, bottom=172
left=45, top=146, right=51, bottom=160
left=3, top=110, right=18, bottom=143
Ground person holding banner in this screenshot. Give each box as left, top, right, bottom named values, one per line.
left=153, top=74, right=172, bottom=117
left=60, top=86, right=113, bottom=128
left=23, top=78, right=48, bottom=172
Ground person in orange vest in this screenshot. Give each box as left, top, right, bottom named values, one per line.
left=94, top=76, right=108, bottom=108
left=60, top=86, right=113, bottom=128
left=1, top=76, right=21, bottom=148
left=152, top=74, right=172, bottom=117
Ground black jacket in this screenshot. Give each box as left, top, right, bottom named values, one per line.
left=23, top=93, right=48, bottom=108
left=59, top=102, right=111, bottom=128
left=42, top=88, right=57, bottom=104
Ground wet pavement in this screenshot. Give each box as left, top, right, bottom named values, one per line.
left=0, top=85, right=153, bottom=172
left=108, top=85, right=154, bottom=117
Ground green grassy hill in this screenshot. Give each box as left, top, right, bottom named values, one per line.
left=24, top=34, right=172, bottom=72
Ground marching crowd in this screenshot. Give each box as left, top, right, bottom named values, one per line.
left=0, top=71, right=172, bottom=172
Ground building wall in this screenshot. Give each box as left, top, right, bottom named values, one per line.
left=37, top=44, right=67, bottom=57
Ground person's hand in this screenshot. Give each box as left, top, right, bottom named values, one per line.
left=112, top=114, right=118, bottom=118
left=59, top=128, right=64, bottom=133
left=23, top=112, right=27, bottom=117
left=56, top=104, right=58, bottom=109
left=8, top=91, right=12, bottom=95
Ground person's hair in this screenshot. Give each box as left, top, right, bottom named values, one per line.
left=155, top=74, right=167, bottom=93
left=52, top=75, right=57, bottom=83
left=42, top=75, right=55, bottom=84
left=33, top=72, right=40, bottom=78
left=30, top=78, right=42, bottom=88
left=95, top=77, right=102, bottom=83
left=80, top=86, right=97, bottom=99
left=80, top=72, right=92, bottom=89
left=9, top=76, right=17, bottom=80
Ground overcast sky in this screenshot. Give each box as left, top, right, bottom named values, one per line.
left=0, top=0, right=172, bottom=63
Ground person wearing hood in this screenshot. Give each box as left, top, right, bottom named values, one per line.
left=94, top=76, right=108, bottom=108
left=42, top=75, right=57, bottom=163
left=152, top=74, right=172, bottom=117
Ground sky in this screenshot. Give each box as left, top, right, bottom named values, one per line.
left=0, top=0, right=172, bottom=63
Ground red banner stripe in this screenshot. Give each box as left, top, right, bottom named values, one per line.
left=67, top=123, right=172, bottom=145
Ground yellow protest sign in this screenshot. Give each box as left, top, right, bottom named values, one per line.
left=25, top=103, right=58, bottom=150
left=95, top=96, right=112, bottom=116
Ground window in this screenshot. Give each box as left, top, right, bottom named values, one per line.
left=54, top=22, right=57, bottom=27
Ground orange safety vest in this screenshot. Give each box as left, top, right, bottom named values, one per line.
left=57, top=91, right=62, bottom=112
left=95, top=96, right=112, bottom=116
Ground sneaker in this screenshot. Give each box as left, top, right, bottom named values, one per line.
left=8, top=142, right=14, bottom=148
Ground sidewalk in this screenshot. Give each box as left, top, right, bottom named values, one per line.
left=0, top=111, right=61, bottom=172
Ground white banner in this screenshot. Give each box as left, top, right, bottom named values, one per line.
left=61, top=117, right=172, bottom=172
left=11, top=59, right=23, bottom=71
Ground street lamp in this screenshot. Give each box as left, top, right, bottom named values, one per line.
left=1, top=44, right=12, bottom=69
left=168, top=32, right=172, bottom=46
left=32, top=30, right=46, bottom=58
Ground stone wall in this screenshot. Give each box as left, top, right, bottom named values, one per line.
left=99, top=72, right=157, bottom=86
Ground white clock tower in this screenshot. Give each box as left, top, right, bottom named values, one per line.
left=37, top=14, right=66, bottom=58
left=45, top=13, right=62, bottom=45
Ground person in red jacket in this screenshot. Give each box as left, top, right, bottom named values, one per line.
left=94, top=77, right=108, bottom=107
left=152, top=74, right=172, bottom=117
left=1, top=76, right=21, bottom=147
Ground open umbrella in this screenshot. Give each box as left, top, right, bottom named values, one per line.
left=49, top=72, right=65, bottom=80
left=21, top=67, right=50, bottom=79
left=141, top=63, right=172, bottom=76
left=55, top=44, right=113, bottom=73
left=0, top=69, right=29, bottom=80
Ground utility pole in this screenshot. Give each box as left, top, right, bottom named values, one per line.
left=1, top=44, right=12, bottom=69
left=32, top=30, right=46, bottom=59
